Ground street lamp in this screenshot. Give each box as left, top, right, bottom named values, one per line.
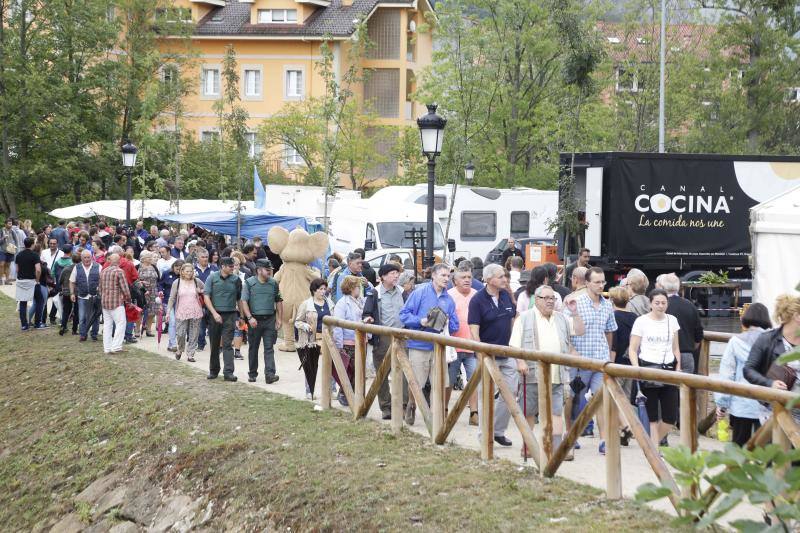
left=464, top=162, right=475, bottom=185
left=121, top=141, right=138, bottom=228
left=417, top=104, right=446, bottom=268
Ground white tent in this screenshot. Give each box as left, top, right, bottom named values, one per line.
left=750, top=184, right=800, bottom=319
left=49, top=199, right=255, bottom=220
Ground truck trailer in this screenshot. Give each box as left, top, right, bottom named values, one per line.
left=559, top=152, right=800, bottom=281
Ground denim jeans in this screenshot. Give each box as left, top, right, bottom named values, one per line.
left=448, top=351, right=477, bottom=385
left=77, top=297, right=99, bottom=338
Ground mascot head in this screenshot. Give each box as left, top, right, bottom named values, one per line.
left=267, top=226, right=329, bottom=264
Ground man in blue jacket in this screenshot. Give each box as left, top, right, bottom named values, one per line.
left=399, top=262, right=459, bottom=425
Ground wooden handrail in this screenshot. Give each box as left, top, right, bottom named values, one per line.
left=703, top=331, right=733, bottom=342
left=323, top=316, right=797, bottom=407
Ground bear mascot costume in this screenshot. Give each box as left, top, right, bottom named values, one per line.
left=268, top=226, right=329, bottom=352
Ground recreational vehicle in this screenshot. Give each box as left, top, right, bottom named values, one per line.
left=368, top=185, right=559, bottom=261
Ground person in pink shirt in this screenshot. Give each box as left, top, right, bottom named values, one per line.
left=447, top=263, right=479, bottom=425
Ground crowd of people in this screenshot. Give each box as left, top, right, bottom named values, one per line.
left=2, top=218, right=798, bottom=457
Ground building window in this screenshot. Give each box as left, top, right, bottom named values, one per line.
left=367, top=9, right=401, bottom=60
left=510, top=211, right=530, bottom=236
left=258, top=9, right=297, bottom=23
left=284, top=146, right=304, bottom=166
left=201, top=67, right=220, bottom=97
left=787, top=88, right=800, bottom=103
left=200, top=131, right=219, bottom=143
left=246, top=133, right=263, bottom=158
left=106, top=5, right=116, bottom=22
left=615, top=66, right=640, bottom=93
left=243, top=68, right=262, bottom=98
left=160, top=64, right=178, bottom=85
left=285, top=69, right=304, bottom=99
left=460, top=212, right=497, bottom=239
left=364, top=68, right=400, bottom=118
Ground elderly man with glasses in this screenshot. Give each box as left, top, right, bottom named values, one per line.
left=510, top=284, right=584, bottom=460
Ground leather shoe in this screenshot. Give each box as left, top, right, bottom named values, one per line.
left=265, top=375, right=279, bottom=384
left=494, top=435, right=513, bottom=447
left=247, top=376, right=256, bottom=383
left=207, top=373, right=218, bottom=380
left=223, top=375, right=238, bottom=382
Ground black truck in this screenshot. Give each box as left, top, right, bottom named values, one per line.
left=558, top=152, right=800, bottom=284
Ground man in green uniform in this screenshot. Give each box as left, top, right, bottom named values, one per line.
left=240, top=258, right=284, bottom=384
left=204, top=257, right=241, bottom=382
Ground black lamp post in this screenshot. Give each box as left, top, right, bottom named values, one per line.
left=121, top=141, right=138, bottom=228
left=417, top=104, right=446, bottom=268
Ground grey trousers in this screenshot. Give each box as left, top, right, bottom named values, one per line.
left=477, top=356, right=519, bottom=438
left=176, top=317, right=200, bottom=357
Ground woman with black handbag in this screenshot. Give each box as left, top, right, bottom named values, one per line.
left=627, top=289, right=682, bottom=448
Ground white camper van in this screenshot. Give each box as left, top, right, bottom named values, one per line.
left=369, top=185, right=558, bottom=260
left=329, top=197, right=447, bottom=257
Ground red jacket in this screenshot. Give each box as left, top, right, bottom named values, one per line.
left=103, top=257, right=138, bottom=285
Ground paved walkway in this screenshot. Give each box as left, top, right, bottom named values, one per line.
left=2, top=285, right=758, bottom=523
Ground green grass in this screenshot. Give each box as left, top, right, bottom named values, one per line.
left=0, top=295, right=682, bottom=531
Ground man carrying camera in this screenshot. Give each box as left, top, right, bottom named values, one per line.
left=399, top=263, right=459, bottom=425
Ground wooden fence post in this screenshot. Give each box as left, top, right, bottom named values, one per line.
left=432, top=343, right=446, bottom=444
left=697, top=339, right=710, bottom=423
left=320, top=327, right=332, bottom=410
left=537, top=362, right=553, bottom=465
left=390, top=339, right=403, bottom=434
left=680, top=385, right=698, bottom=453
left=479, top=352, right=494, bottom=461
left=603, top=376, right=621, bottom=499
left=354, top=330, right=366, bottom=417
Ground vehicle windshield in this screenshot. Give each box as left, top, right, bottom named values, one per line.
left=377, top=222, right=444, bottom=249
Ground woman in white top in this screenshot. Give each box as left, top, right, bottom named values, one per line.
left=627, top=288, right=682, bottom=448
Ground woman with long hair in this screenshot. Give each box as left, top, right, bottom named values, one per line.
left=627, top=289, right=682, bottom=447
left=167, top=262, right=205, bottom=362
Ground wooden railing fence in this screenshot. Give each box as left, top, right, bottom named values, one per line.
left=319, top=316, right=798, bottom=512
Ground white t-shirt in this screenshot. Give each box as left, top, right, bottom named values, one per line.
left=631, top=313, right=680, bottom=365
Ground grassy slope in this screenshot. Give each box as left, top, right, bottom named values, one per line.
left=0, top=295, right=680, bottom=531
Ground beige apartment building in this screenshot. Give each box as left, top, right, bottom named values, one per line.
left=158, top=0, right=433, bottom=183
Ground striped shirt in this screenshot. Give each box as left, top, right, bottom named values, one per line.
left=566, top=293, right=617, bottom=361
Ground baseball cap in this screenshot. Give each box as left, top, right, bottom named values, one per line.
left=255, top=258, right=273, bottom=270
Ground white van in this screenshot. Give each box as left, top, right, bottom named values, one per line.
left=369, top=185, right=558, bottom=260
left=329, top=197, right=448, bottom=257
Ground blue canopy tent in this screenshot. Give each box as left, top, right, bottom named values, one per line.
left=155, top=210, right=307, bottom=239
